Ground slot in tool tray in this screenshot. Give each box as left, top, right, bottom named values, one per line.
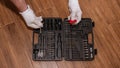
left=32, top=18, right=97, bottom=61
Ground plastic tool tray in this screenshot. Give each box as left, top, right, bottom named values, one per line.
left=32, top=18, right=97, bottom=61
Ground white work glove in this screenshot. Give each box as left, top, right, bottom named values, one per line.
left=68, top=0, right=82, bottom=25
left=20, top=5, right=43, bottom=29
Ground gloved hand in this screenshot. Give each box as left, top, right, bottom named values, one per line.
left=20, top=5, right=43, bottom=29
left=68, top=0, right=82, bottom=25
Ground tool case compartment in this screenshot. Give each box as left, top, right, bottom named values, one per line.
left=32, top=18, right=97, bottom=61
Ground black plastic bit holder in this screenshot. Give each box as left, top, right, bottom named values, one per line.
left=32, top=18, right=97, bottom=61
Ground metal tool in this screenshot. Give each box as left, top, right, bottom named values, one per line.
left=37, top=28, right=44, bottom=58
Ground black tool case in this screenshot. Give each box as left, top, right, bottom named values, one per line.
left=32, top=18, right=97, bottom=61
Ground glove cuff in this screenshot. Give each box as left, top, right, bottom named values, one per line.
left=20, top=5, right=33, bottom=14
left=19, top=5, right=36, bottom=24
left=69, top=0, right=78, bottom=3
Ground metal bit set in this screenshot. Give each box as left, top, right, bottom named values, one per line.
left=32, top=18, right=97, bottom=61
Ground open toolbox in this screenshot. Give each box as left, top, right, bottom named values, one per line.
left=32, top=18, right=97, bottom=61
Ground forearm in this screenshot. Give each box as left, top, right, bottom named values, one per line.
left=10, top=0, right=27, bottom=12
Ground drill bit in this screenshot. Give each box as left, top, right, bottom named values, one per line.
left=38, top=28, right=44, bottom=58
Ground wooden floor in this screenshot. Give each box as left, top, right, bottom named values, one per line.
left=0, top=0, right=120, bottom=68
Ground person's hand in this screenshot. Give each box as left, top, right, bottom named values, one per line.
left=20, top=5, right=43, bottom=29
left=68, top=0, right=82, bottom=25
